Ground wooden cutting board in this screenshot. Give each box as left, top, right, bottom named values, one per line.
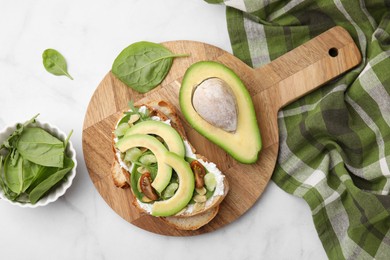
left=82, top=26, right=361, bottom=236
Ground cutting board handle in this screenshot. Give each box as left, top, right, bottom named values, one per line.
left=254, top=26, right=362, bottom=109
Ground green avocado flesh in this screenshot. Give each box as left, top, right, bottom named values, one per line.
left=116, top=134, right=171, bottom=193
left=124, top=120, right=185, bottom=157
left=151, top=152, right=195, bottom=217
left=179, top=61, right=262, bottom=164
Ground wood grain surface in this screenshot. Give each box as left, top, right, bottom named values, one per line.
left=82, top=26, right=361, bottom=236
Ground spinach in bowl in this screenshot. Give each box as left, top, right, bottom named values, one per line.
left=0, top=115, right=76, bottom=206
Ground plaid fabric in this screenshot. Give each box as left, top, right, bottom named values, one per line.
left=205, top=0, right=390, bottom=259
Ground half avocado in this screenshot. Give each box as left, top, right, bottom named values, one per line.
left=179, top=61, right=262, bottom=164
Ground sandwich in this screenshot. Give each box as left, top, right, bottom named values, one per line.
left=111, top=100, right=229, bottom=230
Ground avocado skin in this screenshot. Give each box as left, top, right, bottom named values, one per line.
left=179, top=61, right=262, bottom=164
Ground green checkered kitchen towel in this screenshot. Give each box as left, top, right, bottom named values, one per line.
left=206, top=0, right=390, bottom=259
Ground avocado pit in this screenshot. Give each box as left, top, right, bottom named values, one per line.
left=192, top=77, right=238, bottom=132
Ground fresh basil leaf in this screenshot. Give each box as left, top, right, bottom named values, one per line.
left=42, top=49, right=73, bottom=80
left=112, top=41, right=188, bottom=93
left=4, top=154, right=24, bottom=194
left=16, top=127, right=64, bottom=168
left=28, top=157, right=74, bottom=204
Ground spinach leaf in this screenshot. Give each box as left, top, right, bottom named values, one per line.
left=27, top=155, right=74, bottom=194
left=28, top=167, right=70, bottom=204
left=0, top=114, right=75, bottom=203
left=64, top=129, right=73, bottom=150
left=10, top=149, right=19, bottom=167
left=0, top=114, right=39, bottom=151
left=0, top=156, right=3, bottom=185
left=42, top=49, right=73, bottom=80
left=3, top=155, right=39, bottom=195
left=0, top=156, right=8, bottom=194
left=25, top=164, right=55, bottom=193
left=130, top=164, right=143, bottom=201
left=16, top=127, right=64, bottom=168
left=28, top=156, right=74, bottom=204
left=0, top=156, right=18, bottom=200
left=4, top=154, right=24, bottom=194
left=112, top=41, right=188, bottom=93
left=21, top=160, right=41, bottom=193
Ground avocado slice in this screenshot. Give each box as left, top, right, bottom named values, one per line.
left=116, top=134, right=171, bottom=193
left=124, top=120, right=186, bottom=157
left=152, top=152, right=195, bottom=217
left=179, top=61, right=262, bottom=164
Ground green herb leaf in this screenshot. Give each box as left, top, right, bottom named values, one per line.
left=130, top=164, right=144, bottom=200
left=146, top=163, right=158, bottom=180
left=0, top=156, right=7, bottom=193
left=3, top=155, right=39, bottom=195
left=0, top=155, right=18, bottom=200
left=0, top=115, right=75, bottom=203
left=0, top=114, right=39, bottom=151
left=10, top=149, right=19, bottom=166
left=25, top=164, right=56, bottom=193
left=128, top=100, right=137, bottom=113
left=112, top=41, right=188, bottom=93
left=124, top=101, right=150, bottom=122
left=64, top=129, right=73, bottom=149
left=21, top=160, right=41, bottom=193
left=28, top=156, right=74, bottom=204
left=28, top=167, right=70, bottom=204
left=42, top=49, right=73, bottom=80
left=4, top=154, right=24, bottom=194
left=0, top=156, right=3, bottom=180
left=16, top=127, right=64, bottom=168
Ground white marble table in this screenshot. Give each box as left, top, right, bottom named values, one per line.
left=0, top=0, right=327, bottom=259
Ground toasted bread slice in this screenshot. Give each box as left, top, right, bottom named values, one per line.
left=111, top=161, right=220, bottom=230
left=162, top=206, right=219, bottom=230
left=111, top=100, right=228, bottom=229
left=111, top=155, right=228, bottom=217
left=111, top=160, right=129, bottom=189
left=144, top=100, right=187, bottom=140
left=171, top=164, right=229, bottom=217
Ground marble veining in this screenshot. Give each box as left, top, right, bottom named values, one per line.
left=0, top=0, right=326, bottom=259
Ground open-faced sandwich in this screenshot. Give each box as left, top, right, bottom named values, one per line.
left=111, top=100, right=229, bottom=230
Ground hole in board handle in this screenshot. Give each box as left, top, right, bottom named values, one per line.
left=328, top=48, right=338, bottom=57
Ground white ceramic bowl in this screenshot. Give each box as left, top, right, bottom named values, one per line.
left=0, top=120, right=77, bottom=208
